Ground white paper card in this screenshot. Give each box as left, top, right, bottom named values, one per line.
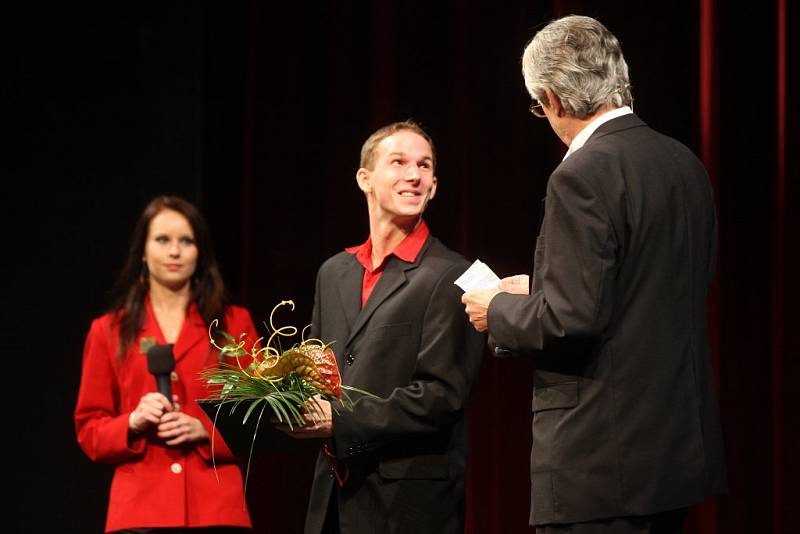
left=454, top=259, right=501, bottom=292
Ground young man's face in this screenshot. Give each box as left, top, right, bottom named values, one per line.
left=358, top=130, right=437, bottom=226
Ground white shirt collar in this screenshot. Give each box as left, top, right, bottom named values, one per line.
left=563, top=106, right=633, bottom=161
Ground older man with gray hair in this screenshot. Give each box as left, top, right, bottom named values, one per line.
left=462, top=15, right=727, bottom=534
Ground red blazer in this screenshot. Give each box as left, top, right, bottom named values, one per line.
left=74, top=300, right=258, bottom=532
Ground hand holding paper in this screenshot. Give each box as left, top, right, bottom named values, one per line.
left=454, top=259, right=501, bottom=292
left=455, top=260, right=498, bottom=332
left=458, top=261, right=530, bottom=332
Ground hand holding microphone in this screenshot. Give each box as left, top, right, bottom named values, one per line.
left=128, top=345, right=177, bottom=434
left=129, top=392, right=173, bottom=434
left=132, top=344, right=208, bottom=445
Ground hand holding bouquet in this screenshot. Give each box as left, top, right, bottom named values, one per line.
left=199, top=300, right=373, bottom=487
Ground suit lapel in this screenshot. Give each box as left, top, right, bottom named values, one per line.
left=173, top=304, right=208, bottom=363
left=335, top=255, right=363, bottom=335
left=139, top=305, right=164, bottom=355
left=344, top=237, right=431, bottom=347
left=345, top=262, right=407, bottom=347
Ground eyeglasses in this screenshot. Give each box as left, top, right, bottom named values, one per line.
left=528, top=99, right=546, bottom=118
left=529, top=92, right=634, bottom=118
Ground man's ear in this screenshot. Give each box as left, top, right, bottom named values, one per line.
left=428, top=175, right=438, bottom=200
left=544, top=88, right=565, bottom=117
left=356, top=168, right=372, bottom=193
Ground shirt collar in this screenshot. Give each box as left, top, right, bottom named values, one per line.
left=346, top=219, right=430, bottom=273
left=563, top=106, right=633, bottom=160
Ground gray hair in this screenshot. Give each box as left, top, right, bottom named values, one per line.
left=522, top=15, right=633, bottom=119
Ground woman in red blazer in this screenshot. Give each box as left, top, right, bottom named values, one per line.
left=75, top=196, right=257, bottom=533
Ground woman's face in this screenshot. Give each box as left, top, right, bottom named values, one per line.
left=143, top=209, right=199, bottom=291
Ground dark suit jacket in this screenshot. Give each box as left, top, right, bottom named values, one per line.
left=488, top=114, right=727, bottom=525
left=304, top=235, right=485, bottom=534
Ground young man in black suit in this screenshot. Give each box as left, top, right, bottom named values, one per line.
left=462, top=15, right=727, bottom=534
left=283, top=121, right=485, bottom=534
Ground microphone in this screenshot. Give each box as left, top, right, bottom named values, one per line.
left=146, top=344, right=175, bottom=403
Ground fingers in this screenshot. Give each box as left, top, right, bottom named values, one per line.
left=138, top=407, right=161, bottom=426
left=131, top=392, right=173, bottom=430
left=499, top=274, right=530, bottom=294
left=145, top=392, right=174, bottom=411
left=305, top=397, right=331, bottom=422
left=276, top=422, right=332, bottom=439
left=272, top=405, right=333, bottom=439
left=159, top=413, right=207, bottom=446
left=468, top=317, right=488, bottom=332
left=270, top=411, right=319, bottom=429
left=461, top=298, right=488, bottom=331
left=464, top=308, right=488, bottom=331
left=157, top=413, right=186, bottom=439
left=158, top=411, right=180, bottom=424
left=139, top=393, right=172, bottom=416
left=461, top=289, right=497, bottom=332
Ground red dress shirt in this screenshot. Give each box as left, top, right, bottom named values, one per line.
left=345, top=220, right=429, bottom=308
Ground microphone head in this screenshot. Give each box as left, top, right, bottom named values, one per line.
left=146, top=344, right=175, bottom=375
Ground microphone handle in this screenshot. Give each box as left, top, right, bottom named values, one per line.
left=155, top=374, right=173, bottom=404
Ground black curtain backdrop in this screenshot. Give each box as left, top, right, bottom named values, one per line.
left=7, top=1, right=797, bottom=532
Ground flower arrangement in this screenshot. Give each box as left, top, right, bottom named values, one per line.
left=199, top=300, right=372, bottom=487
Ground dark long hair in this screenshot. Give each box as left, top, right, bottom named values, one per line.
left=109, top=196, right=229, bottom=359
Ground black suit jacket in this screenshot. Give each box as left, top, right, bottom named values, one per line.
left=488, top=114, right=727, bottom=525
left=304, top=235, right=485, bottom=534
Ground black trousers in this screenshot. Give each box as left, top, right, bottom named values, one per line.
left=320, top=488, right=340, bottom=534
left=535, top=508, right=688, bottom=534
